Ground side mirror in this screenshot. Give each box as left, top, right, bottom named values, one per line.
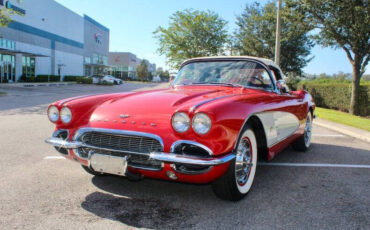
left=277, top=80, right=290, bottom=94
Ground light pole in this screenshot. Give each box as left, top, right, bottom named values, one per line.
left=275, top=0, right=282, bottom=65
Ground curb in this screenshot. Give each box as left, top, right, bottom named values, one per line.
left=1, top=82, right=77, bottom=88
left=314, top=118, right=370, bottom=143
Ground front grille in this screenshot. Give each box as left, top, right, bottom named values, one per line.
left=76, top=131, right=163, bottom=171
left=80, top=131, right=163, bottom=153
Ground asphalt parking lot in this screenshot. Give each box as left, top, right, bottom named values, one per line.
left=0, top=83, right=369, bottom=230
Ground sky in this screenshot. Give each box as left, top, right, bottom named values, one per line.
left=55, top=0, right=369, bottom=75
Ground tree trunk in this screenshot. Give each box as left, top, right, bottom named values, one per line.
left=349, top=61, right=361, bottom=115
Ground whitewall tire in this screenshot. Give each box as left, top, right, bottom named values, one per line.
left=212, top=125, right=257, bottom=201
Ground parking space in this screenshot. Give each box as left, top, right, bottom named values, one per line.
left=0, top=83, right=369, bottom=229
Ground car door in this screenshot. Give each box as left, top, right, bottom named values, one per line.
left=271, top=66, right=307, bottom=120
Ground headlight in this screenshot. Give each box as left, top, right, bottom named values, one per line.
left=172, top=112, right=190, bottom=133
left=47, top=106, right=59, bottom=122
left=192, top=113, right=211, bottom=134
left=60, top=107, right=72, bottom=124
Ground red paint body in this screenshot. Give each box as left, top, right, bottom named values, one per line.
left=49, top=83, right=315, bottom=184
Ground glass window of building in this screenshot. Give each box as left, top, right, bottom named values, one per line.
left=22, top=56, right=36, bottom=77
left=84, top=65, right=91, bottom=76
left=85, top=57, right=91, bottom=64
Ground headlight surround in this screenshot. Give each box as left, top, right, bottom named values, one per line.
left=60, top=107, right=72, bottom=124
left=172, top=112, right=190, bottom=133
left=192, top=113, right=212, bottom=135
left=47, top=106, right=59, bottom=122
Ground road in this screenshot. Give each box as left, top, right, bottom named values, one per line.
left=0, top=83, right=369, bottom=230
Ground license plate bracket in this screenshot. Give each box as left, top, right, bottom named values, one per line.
left=90, top=154, right=128, bottom=176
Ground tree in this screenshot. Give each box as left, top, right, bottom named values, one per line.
left=296, top=0, right=369, bottom=115
left=233, top=1, right=314, bottom=75
left=0, top=8, right=12, bottom=27
left=136, top=60, right=148, bottom=81
left=153, top=9, right=228, bottom=69
left=156, top=67, right=164, bottom=77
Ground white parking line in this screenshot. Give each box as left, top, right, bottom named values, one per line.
left=312, top=134, right=345, bottom=137
left=259, top=162, right=370, bottom=169
left=44, top=156, right=65, bottom=160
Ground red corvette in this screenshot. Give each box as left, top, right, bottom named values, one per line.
left=45, top=56, right=315, bottom=201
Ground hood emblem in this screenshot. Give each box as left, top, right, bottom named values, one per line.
left=119, top=114, right=130, bottom=119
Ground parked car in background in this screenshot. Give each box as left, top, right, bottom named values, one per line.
left=45, top=56, right=315, bottom=201
left=102, top=75, right=123, bottom=85
left=152, top=75, right=162, bottom=82
left=86, top=75, right=102, bottom=84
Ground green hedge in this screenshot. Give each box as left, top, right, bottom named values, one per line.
left=63, top=75, right=84, bottom=82
left=35, top=75, right=60, bottom=82
left=76, top=77, right=93, bottom=84
left=297, top=83, right=370, bottom=116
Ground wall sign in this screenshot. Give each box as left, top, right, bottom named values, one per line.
left=94, top=33, right=102, bottom=44
left=0, top=0, right=26, bottom=15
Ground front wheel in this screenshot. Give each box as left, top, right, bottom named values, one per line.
left=292, top=111, right=312, bottom=151
left=212, top=126, right=257, bottom=201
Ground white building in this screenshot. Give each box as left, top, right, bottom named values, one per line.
left=0, top=0, right=109, bottom=83
left=108, top=52, right=156, bottom=80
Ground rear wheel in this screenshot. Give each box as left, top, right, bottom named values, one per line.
left=212, top=126, right=257, bottom=201
left=292, top=111, right=312, bottom=151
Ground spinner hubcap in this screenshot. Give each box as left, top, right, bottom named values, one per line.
left=235, top=137, right=253, bottom=186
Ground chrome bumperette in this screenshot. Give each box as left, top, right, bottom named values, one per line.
left=45, top=138, right=82, bottom=149
left=149, top=152, right=235, bottom=166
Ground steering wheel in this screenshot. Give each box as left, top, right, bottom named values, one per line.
left=248, top=76, right=266, bottom=87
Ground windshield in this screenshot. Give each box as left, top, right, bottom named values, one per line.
left=174, top=60, right=274, bottom=90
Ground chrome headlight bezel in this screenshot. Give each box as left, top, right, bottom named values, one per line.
left=172, top=112, right=190, bottom=133
left=192, top=113, right=212, bottom=135
left=47, top=105, right=59, bottom=123
left=60, top=107, right=72, bottom=124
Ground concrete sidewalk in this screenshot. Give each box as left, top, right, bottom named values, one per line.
left=314, top=118, right=370, bottom=143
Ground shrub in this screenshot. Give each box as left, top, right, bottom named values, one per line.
left=76, top=77, right=93, bottom=84
left=297, top=82, right=370, bottom=116
left=35, top=75, right=60, bottom=82
left=63, top=75, right=83, bottom=82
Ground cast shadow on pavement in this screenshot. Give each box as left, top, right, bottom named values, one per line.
left=81, top=143, right=370, bottom=229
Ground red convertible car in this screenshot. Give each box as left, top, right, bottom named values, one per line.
left=45, top=56, right=315, bottom=201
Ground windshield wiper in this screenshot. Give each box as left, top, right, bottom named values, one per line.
left=190, top=82, right=243, bottom=88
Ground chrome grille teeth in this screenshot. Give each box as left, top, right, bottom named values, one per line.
left=82, top=132, right=163, bottom=153
left=77, top=131, right=163, bottom=170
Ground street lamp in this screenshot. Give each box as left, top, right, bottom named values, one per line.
left=275, top=0, right=282, bottom=65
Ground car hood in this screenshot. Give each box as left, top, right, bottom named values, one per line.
left=88, top=86, right=252, bottom=131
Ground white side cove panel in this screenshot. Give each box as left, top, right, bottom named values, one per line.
left=256, top=111, right=300, bottom=147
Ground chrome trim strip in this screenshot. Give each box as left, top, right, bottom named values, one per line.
left=170, top=140, right=213, bottom=155
left=52, top=129, right=69, bottom=138
left=149, top=152, right=235, bottom=166
left=170, top=164, right=213, bottom=175
left=189, top=95, right=237, bottom=113
left=72, top=127, right=164, bottom=150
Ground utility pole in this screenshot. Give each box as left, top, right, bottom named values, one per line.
left=275, top=0, right=282, bottom=65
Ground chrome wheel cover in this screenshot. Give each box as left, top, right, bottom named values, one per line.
left=304, top=113, right=312, bottom=147
left=235, top=137, right=253, bottom=186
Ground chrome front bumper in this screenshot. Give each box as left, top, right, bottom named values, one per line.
left=44, top=137, right=235, bottom=166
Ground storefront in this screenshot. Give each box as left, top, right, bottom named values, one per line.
left=0, top=0, right=109, bottom=83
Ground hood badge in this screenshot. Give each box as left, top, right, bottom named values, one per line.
left=117, top=114, right=156, bottom=127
